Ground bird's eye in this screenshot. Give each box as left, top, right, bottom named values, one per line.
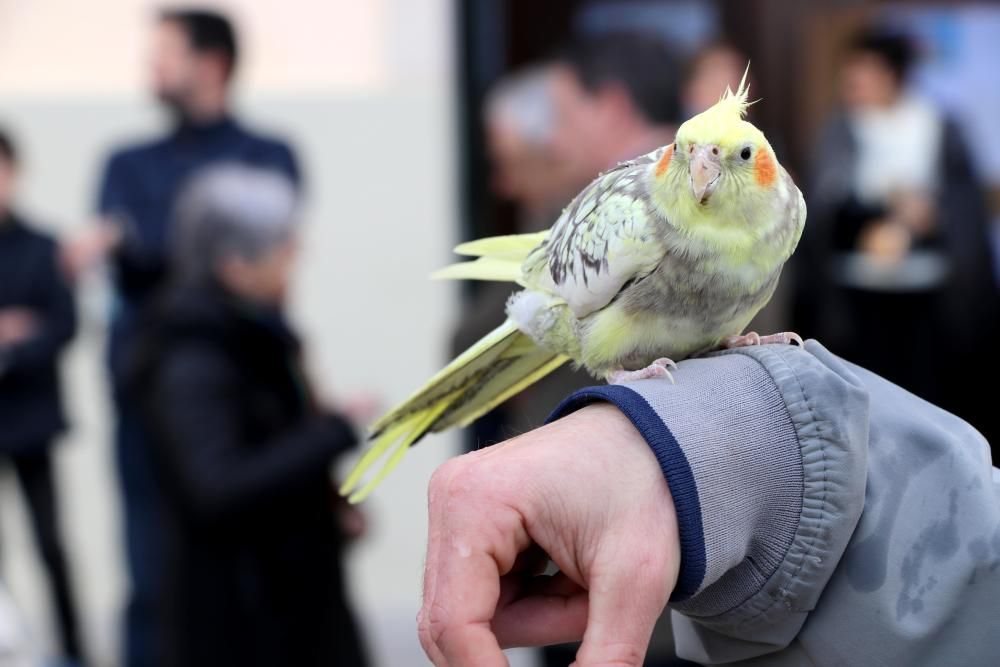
left=740, top=147, right=752, bottom=160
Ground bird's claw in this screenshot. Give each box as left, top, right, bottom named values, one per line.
left=607, top=357, right=678, bottom=385
left=723, top=331, right=804, bottom=349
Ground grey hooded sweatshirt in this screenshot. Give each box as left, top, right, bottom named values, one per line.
left=549, top=340, right=1000, bottom=666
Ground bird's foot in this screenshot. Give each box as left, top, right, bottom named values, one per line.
left=607, top=357, right=678, bottom=385
left=722, top=331, right=804, bottom=349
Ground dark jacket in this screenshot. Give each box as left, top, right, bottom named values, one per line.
left=131, top=282, right=368, bottom=667
left=97, top=117, right=300, bottom=311
left=0, top=213, right=76, bottom=452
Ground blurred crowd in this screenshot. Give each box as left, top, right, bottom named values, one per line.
left=0, top=4, right=998, bottom=667
left=2, top=10, right=368, bottom=667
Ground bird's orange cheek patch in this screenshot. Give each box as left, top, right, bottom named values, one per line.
left=655, top=144, right=674, bottom=177
left=755, top=150, right=776, bottom=186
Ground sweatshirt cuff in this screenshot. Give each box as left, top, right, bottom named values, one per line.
left=549, top=384, right=707, bottom=601
left=547, top=344, right=868, bottom=624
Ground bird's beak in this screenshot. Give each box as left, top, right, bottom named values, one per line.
left=690, top=145, right=722, bottom=204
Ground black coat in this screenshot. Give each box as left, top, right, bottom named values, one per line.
left=0, top=213, right=76, bottom=453
left=131, top=283, right=368, bottom=667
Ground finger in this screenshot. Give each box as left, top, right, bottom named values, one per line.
left=573, top=546, right=671, bottom=666
left=423, top=537, right=510, bottom=666
left=421, top=460, right=460, bottom=666
left=496, top=568, right=581, bottom=612
left=420, top=462, right=530, bottom=666
left=493, top=573, right=589, bottom=647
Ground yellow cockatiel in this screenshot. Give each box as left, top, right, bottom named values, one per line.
left=342, top=69, right=805, bottom=502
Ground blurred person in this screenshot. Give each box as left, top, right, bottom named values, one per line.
left=549, top=33, right=681, bottom=194
left=681, top=42, right=745, bottom=118
left=798, top=27, right=999, bottom=448
left=129, top=165, right=368, bottom=667
left=0, top=129, right=84, bottom=666
left=483, top=66, right=579, bottom=230
left=62, top=9, right=301, bottom=665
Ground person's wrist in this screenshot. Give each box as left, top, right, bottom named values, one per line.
left=548, top=403, right=680, bottom=595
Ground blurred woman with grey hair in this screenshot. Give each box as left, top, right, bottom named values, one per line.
left=130, top=164, right=369, bottom=666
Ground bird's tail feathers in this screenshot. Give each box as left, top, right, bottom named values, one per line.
left=431, top=231, right=547, bottom=284
left=340, top=319, right=567, bottom=503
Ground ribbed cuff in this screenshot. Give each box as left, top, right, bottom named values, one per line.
left=547, top=350, right=809, bottom=614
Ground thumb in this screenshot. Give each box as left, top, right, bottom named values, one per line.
left=573, top=538, right=676, bottom=666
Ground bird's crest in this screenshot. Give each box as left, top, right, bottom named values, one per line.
left=712, top=62, right=753, bottom=120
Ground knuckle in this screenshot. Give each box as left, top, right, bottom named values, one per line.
left=427, top=457, right=467, bottom=500
left=416, top=602, right=449, bottom=653
left=429, top=453, right=494, bottom=505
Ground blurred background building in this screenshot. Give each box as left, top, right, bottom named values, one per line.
left=0, top=1, right=998, bottom=666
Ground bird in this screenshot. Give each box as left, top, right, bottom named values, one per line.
left=341, top=68, right=805, bottom=503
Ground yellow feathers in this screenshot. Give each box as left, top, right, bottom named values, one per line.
left=712, top=62, right=753, bottom=120
left=454, top=231, right=547, bottom=260
left=430, top=231, right=547, bottom=284
left=340, top=319, right=568, bottom=503
left=676, top=63, right=764, bottom=152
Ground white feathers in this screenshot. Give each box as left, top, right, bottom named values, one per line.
left=506, top=290, right=562, bottom=343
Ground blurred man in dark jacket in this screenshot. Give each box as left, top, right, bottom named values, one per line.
left=0, top=130, right=83, bottom=665
left=130, top=165, right=367, bottom=667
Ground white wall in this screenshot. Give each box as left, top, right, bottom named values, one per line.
left=0, top=1, right=539, bottom=665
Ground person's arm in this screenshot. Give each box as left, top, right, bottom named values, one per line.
left=150, top=342, right=356, bottom=522
left=273, top=142, right=302, bottom=189
left=0, top=241, right=76, bottom=377
left=420, top=341, right=1000, bottom=666
left=62, top=153, right=128, bottom=278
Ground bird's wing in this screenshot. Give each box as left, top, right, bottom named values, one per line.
left=523, top=149, right=667, bottom=318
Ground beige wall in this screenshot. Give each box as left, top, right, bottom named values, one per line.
left=0, top=1, right=537, bottom=665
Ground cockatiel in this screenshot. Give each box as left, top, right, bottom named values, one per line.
left=341, top=70, right=805, bottom=502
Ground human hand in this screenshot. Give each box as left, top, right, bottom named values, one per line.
left=418, top=403, right=680, bottom=666
left=891, top=191, right=934, bottom=237
left=0, top=308, right=39, bottom=346
left=333, top=490, right=368, bottom=542
left=858, top=218, right=911, bottom=265
left=61, top=220, right=122, bottom=278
